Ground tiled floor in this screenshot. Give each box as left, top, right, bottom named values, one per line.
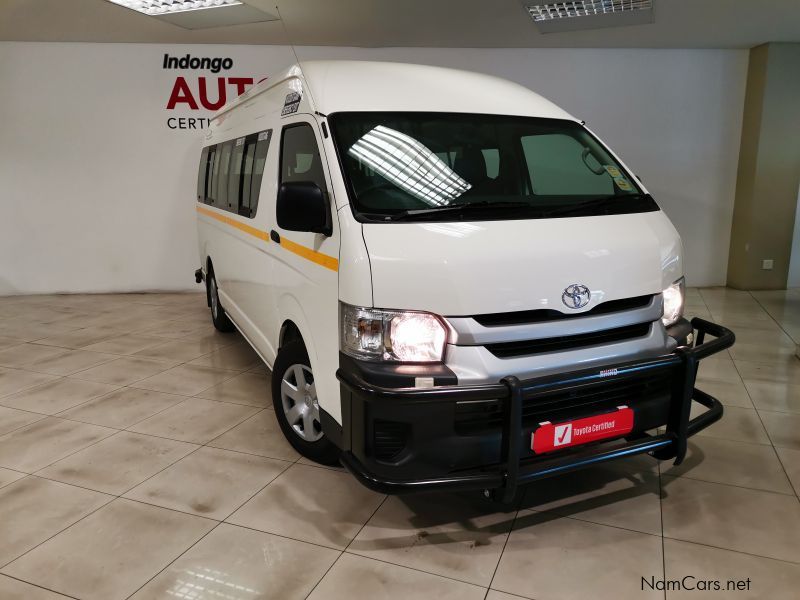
left=0, top=288, right=798, bottom=599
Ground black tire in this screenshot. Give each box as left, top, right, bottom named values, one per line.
left=272, top=340, right=339, bottom=465
left=207, top=269, right=235, bottom=333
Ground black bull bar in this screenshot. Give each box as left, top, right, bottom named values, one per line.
left=337, top=318, right=735, bottom=502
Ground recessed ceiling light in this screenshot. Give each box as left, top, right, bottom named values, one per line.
left=526, top=0, right=652, bottom=21
left=104, top=0, right=278, bottom=29
left=106, top=0, right=242, bottom=16
left=523, top=0, right=654, bottom=33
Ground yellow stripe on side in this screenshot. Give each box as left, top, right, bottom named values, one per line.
left=196, top=204, right=339, bottom=272
left=196, top=205, right=270, bottom=242
left=279, top=236, right=339, bottom=272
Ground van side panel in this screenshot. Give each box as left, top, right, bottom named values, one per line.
left=196, top=83, right=291, bottom=366
left=197, top=78, right=344, bottom=422
left=271, top=115, right=343, bottom=423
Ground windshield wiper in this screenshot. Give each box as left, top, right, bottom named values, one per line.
left=385, top=201, right=531, bottom=221
left=542, top=194, right=645, bottom=218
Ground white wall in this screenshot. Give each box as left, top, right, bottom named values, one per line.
left=0, top=42, right=747, bottom=294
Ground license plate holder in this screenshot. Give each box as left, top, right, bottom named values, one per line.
left=531, top=406, right=634, bottom=454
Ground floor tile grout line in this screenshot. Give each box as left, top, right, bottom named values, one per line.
left=663, top=471, right=797, bottom=497
left=30, top=409, right=284, bottom=504
left=11, top=395, right=259, bottom=482
left=1, top=349, right=264, bottom=430
left=749, top=290, right=799, bottom=345
left=222, top=520, right=346, bottom=553
left=483, top=589, right=531, bottom=600
left=121, top=521, right=225, bottom=600
left=301, top=551, right=346, bottom=600
left=342, top=493, right=389, bottom=555
left=726, top=353, right=799, bottom=503
left=0, top=486, right=117, bottom=572
left=659, top=532, right=800, bottom=566
left=121, top=446, right=307, bottom=600
left=298, top=492, right=393, bottom=600
left=339, top=550, right=492, bottom=592
left=0, top=412, right=50, bottom=438
left=16, top=427, right=122, bottom=475
left=0, top=573, right=82, bottom=599
left=121, top=403, right=265, bottom=445
left=121, top=400, right=300, bottom=510
left=0, top=406, right=297, bottom=498
left=659, top=471, right=798, bottom=499
left=484, top=503, right=521, bottom=599
left=521, top=505, right=663, bottom=539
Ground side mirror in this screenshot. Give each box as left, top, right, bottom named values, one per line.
left=276, top=181, right=332, bottom=236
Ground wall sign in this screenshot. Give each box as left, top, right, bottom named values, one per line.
left=162, top=53, right=265, bottom=131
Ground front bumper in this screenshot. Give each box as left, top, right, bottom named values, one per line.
left=335, top=317, right=734, bottom=502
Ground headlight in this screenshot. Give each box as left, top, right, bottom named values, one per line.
left=661, top=277, right=685, bottom=327
left=340, top=303, right=447, bottom=362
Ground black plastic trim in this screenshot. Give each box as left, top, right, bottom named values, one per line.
left=319, top=408, right=343, bottom=450
left=485, top=322, right=651, bottom=358
left=339, top=352, right=458, bottom=389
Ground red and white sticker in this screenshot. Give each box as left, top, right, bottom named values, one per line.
left=531, top=406, right=634, bottom=454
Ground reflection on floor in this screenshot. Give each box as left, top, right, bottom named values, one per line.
left=0, top=288, right=798, bottom=599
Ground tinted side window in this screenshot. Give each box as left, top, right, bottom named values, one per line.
left=228, top=138, right=245, bottom=212
left=280, top=124, right=327, bottom=191
left=198, top=130, right=271, bottom=218
left=197, top=147, right=209, bottom=202
left=207, top=146, right=221, bottom=206
left=215, top=141, right=234, bottom=209
left=242, top=130, right=271, bottom=218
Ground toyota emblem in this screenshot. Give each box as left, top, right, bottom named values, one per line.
left=562, top=284, right=591, bottom=309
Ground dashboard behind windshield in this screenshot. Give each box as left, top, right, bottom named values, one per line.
left=329, top=112, right=658, bottom=222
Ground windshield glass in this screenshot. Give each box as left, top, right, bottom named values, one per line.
left=329, top=112, right=658, bottom=222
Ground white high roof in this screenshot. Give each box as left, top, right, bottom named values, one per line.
left=215, top=60, right=576, bottom=121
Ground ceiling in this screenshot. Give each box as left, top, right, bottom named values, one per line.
left=1, top=0, right=799, bottom=48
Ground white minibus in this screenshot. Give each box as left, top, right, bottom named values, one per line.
left=194, top=60, right=734, bottom=501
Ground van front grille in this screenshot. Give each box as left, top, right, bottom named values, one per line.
left=485, top=323, right=651, bottom=358
left=454, top=368, right=673, bottom=433
left=473, top=295, right=653, bottom=327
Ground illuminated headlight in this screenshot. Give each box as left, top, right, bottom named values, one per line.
left=340, top=303, right=447, bottom=362
left=661, top=277, right=685, bottom=327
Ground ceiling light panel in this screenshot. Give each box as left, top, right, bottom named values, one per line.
left=107, top=1, right=242, bottom=15
left=523, top=0, right=654, bottom=33
left=526, top=0, right=652, bottom=21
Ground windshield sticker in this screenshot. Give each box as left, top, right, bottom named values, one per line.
left=281, top=91, right=301, bottom=116
left=614, top=176, right=634, bottom=191
left=604, top=165, right=621, bottom=178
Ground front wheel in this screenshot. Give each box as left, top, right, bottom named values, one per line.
left=272, top=340, right=339, bottom=465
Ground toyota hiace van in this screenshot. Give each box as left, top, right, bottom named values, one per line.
left=194, top=61, right=734, bottom=501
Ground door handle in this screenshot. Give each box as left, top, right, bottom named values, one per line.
left=270, top=230, right=281, bottom=244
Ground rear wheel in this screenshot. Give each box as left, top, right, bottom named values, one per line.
left=272, top=340, right=339, bottom=465
left=207, top=269, right=235, bottom=333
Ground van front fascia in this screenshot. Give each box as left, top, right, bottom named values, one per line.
left=334, top=317, right=734, bottom=502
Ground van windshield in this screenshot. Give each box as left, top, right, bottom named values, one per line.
left=329, top=112, right=658, bottom=222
